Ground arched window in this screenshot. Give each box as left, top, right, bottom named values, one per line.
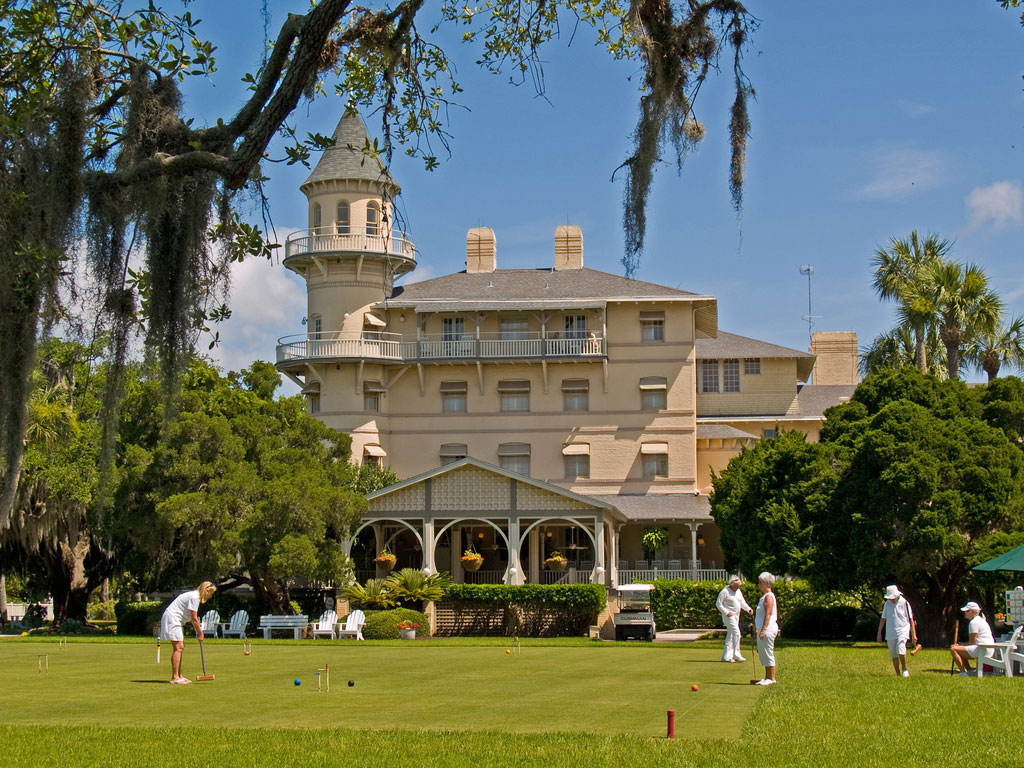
left=366, top=201, right=379, bottom=236
left=336, top=201, right=350, bottom=234
left=312, top=202, right=322, bottom=230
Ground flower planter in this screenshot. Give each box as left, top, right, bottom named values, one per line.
left=374, top=557, right=396, bottom=571
left=545, top=560, right=567, bottom=572
left=461, top=557, right=483, bottom=572
left=400, top=628, right=416, bottom=640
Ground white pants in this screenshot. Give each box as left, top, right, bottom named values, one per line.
left=721, top=613, right=743, bottom=661
left=757, top=628, right=778, bottom=667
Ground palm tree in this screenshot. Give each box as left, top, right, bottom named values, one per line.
left=923, top=260, right=1003, bottom=380
left=384, top=568, right=453, bottom=610
left=871, top=231, right=951, bottom=373
left=341, top=578, right=395, bottom=610
left=964, top=315, right=1024, bottom=381
left=860, top=326, right=947, bottom=379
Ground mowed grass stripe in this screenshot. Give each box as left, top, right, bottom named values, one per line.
left=0, top=641, right=758, bottom=736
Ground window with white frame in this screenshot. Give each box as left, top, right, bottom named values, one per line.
left=500, top=317, right=528, bottom=340
left=563, top=444, right=590, bottom=478
left=639, top=376, right=667, bottom=410
left=309, top=314, right=322, bottom=340
left=336, top=201, right=350, bottom=234
left=312, top=202, right=321, bottom=229
left=562, top=378, right=589, bottom=411
left=498, top=443, right=530, bottom=475
left=307, top=394, right=320, bottom=414
left=640, top=310, right=665, bottom=342
left=440, top=380, right=467, bottom=413
left=723, top=358, right=740, bottom=392
left=363, top=444, right=386, bottom=466
left=641, top=443, right=669, bottom=478
left=701, top=359, right=719, bottom=393
left=363, top=380, right=384, bottom=412
left=442, top=316, right=465, bottom=341
left=498, top=379, right=530, bottom=412
left=564, top=314, right=587, bottom=339
left=744, top=358, right=761, bottom=375
left=366, top=201, right=380, bottom=235
left=440, top=443, right=467, bottom=465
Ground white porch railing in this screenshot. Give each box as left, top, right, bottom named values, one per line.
left=461, top=570, right=506, bottom=584
left=277, top=332, right=403, bottom=363
left=618, top=568, right=728, bottom=583
left=284, top=227, right=416, bottom=262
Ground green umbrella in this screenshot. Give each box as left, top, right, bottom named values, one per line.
left=973, top=543, right=1024, bottom=572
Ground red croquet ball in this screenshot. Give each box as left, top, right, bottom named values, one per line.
left=691, top=684, right=699, bottom=691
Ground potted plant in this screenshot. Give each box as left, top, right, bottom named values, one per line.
left=460, top=549, right=484, bottom=571
left=397, top=620, right=418, bottom=640
left=374, top=548, right=397, bottom=571
left=641, top=526, right=668, bottom=566
left=545, top=551, right=568, bottom=572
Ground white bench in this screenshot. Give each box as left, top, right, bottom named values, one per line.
left=258, top=614, right=309, bottom=640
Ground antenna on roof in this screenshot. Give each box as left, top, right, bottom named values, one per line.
left=799, top=265, right=822, bottom=343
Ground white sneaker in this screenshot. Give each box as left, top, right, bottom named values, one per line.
left=901, top=669, right=910, bottom=677
left=735, top=655, right=747, bottom=663
left=722, top=658, right=735, bottom=663
left=959, top=671, right=973, bottom=677
left=756, top=679, right=776, bottom=686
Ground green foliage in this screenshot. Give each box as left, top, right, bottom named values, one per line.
left=781, top=605, right=872, bottom=640
left=113, top=601, right=164, bottom=636
left=87, top=601, right=116, bottom=621
left=640, top=526, right=668, bottom=555
left=384, top=568, right=453, bottom=608
left=362, top=608, right=429, bottom=639
left=58, top=618, right=84, bottom=635
left=981, top=376, right=1024, bottom=445
left=445, top=583, right=606, bottom=636
left=342, top=579, right=396, bottom=610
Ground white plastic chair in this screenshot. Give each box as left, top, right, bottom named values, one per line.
left=311, top=609, right=338, bottom=640
left=219, top=610, right=249, bottom=639
left=336, top=609, right=366, bottom=641
left=199, top=609, right=220, bottom=637
left=976, top=624, right=1023, bottom=677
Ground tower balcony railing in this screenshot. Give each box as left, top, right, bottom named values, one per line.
left=276, top=330, right=606, bottom=364
left=284, top=226, right=416, bottom=262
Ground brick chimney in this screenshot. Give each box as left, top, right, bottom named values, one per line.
left=810, top=331, right=859, bottom=385
left=466, top=227, right=497, bottom=273
left=554, top=225, right=583, bottom=270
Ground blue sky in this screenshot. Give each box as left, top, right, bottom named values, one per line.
left=182, top=2, right=1024, bottom=387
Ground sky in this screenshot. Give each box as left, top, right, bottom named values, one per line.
left=179, top=1, right=1024, bottom=391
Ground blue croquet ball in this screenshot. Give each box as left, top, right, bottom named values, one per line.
left=294, top=678, right=301, bottom=686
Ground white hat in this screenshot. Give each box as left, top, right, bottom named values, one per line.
left=960, top=601, right=981, bottom=612
left=883, top=585, right=901, bottom=600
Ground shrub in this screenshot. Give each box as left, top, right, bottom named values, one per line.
left=362, top=608, right=428, bottom=639
left=59, top=618, right=84, bottom=635
left=87, top=601, right=116, bottom=621
left=444, top=584, right=606, bottom=637
left=782, top=605, right=866, bottom=640
left=114, top=601, right=164, bottom=636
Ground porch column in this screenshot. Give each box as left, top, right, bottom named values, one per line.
left=688, top=522, right=699, bottom=580
left=422, top=519, right=436, bottom=574
left=593, top=518, right=605, bottom=584
left=340, top=537, right=354, bottom=558
left=611, top=527, right=621, bottom=587
left=372, top=523, right=385, bottom=577
left=452, top=524, right=463, bottom=583
left=528, top=527, right=540, bottom=584
left=507, top=517, right=523, bottom=584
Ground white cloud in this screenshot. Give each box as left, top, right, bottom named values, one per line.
left=855, top=146, right=944, bottom=200
left=207, top=255, right=306, bottom=376
left=896, top=99, right=935, bottom=118
left=965, top=180, right=1023, bottom=232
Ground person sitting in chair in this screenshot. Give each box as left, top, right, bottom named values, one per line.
left=950, top=601, right=994, bottom=676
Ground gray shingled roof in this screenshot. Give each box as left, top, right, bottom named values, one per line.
left=388, top=267, right=710, bottom=304
left=696, top=424, right=759, bottom=440
left=592, top=494, right=713, bottom=522
left=697, top=331, right=815, bottom=381
left=302, top=113, right=399, bottom=191
left=795, top=384, right=857, bottom=420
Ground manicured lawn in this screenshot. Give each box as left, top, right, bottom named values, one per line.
left=2, top=637, right=1022, bottom=767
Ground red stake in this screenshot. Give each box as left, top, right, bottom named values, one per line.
left=667, top=709, right=675, bottom=739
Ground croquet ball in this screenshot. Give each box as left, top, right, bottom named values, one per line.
left=21, top=632, right=28, bottom=637
left=244, top=650, right=250, bottom=656
left=294, top=678, right=301, bottom=686
left=348, top=680, right=355, bottom=687
left=691, top=684, right=699, bottom=691
left=506, top=649, right=511, bottom=654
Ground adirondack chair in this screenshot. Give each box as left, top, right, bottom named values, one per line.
left=336, top=609, right=366, bottom=641
left=199, top=609, right=221, bottom=637
left=311, top=609, right=338, bottom=640
left=218, top=610, right=249, bottom=639
left=975, top=624, right=1024, bottom=677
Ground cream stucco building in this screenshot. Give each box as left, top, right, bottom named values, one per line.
left=275, top=114, right=858, bottom=587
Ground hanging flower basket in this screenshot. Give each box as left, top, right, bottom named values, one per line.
left=461, top=551, right=484, bottom=571
left=545, top=552, right=568, bottom=572
left=374, top=551, right=397, bottom=571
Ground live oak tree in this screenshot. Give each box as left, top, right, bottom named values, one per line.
left=712, top=368, right=1024, bottom=644
left=0, top=0, right=757, bottom=538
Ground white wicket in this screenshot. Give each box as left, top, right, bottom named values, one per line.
left=317, top=662, right=329, bottom=692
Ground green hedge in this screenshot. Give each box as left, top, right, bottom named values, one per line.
left=782, top=605, right=878, bottom=640
left=444, top=584, right=605, bottom=637
left=114, top=601, right=165, bottom=636
left=362, top=608, right=429, bottom=639
left=651, top=579, right=857, bottom=630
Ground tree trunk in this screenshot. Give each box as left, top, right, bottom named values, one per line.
left=914, top=326, right=928, bottom=373
left=47, top=533, right=96, bottom=624
left=251, top=574, right=292, bottom=614
left=903, top=564, right=966, bottom=646
left=0, top=572, right=7, bottom=624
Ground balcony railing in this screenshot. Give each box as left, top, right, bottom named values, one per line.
left=276, top=331, right=606, bottom=364
left=284, top=226, right=416, bottom=262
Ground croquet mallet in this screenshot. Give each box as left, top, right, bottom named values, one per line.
left=749, top=622, right=759, bottom=684
left=950, top=619, right=959, bottom=676
left=197, top=639, right=215, bottom=681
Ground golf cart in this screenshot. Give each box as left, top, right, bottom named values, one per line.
left=613, top=583, right=656, bottom=641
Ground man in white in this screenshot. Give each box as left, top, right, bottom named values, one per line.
left=876, top=585, right=918, bottom=677
left=716, top=575, right=753, bottom=662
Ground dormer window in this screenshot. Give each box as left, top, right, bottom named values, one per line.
left=313, top=202, right=322, bottom=230
left=336, top=201, right=350, bottom=234
left=366, top=201, right=380, bottom=236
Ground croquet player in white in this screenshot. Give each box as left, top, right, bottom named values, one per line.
left=716, top=576, right=753, bottom=662
left=949, top=601, right=995, bottom=675
left=754, top=572, right=778, bottom=686
left=161, top=581, right=216, bottom=684
left=876, top=584, right=917, bottom=677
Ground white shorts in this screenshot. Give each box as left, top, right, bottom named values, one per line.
left=161, top=615, right=184, bottom=642
left=965, top=645, right=993, bottom=659
left=887, top=636, right=908, bottom=658
left=757, top=629, right=778, bottom=667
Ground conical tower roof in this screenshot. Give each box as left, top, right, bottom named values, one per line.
left=301, top=112, right=400, bottom=193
